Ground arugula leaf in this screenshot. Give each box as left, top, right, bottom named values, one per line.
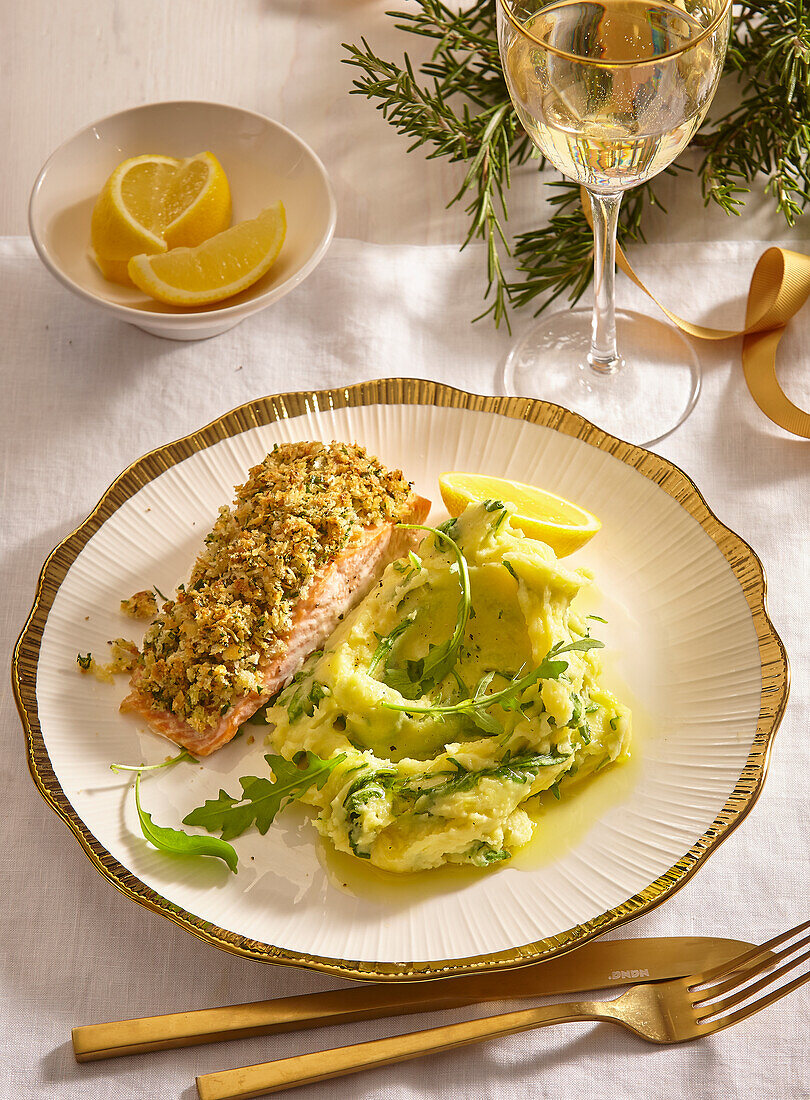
left=491, top=508, right=508, bottom=533
left=474, top=670, right=497, bottom=697
left=382, top=522, right=472, bottom=697
left=183, top=751, right=345, bottom=841
left=450, top=667, right=471, bottom=697
left=381, top=637, right=604, bottom=722
left=134, top=772, right=238, bottom=873
left=568, top=693, right=582, bottom=728
left=467, top=840, right=511, bottom=866
left=393, top=549, right=424, bottom=585
left=343, top=768, right=398, bottom=858
left=483, top=498, right=510, bottom=533
left=464, top=671, right=503, bottom=734
left=283, top=652, right=324, bottom=690
left=379, top=665, right=418, bottom=696
left=111, top=749, right=193, bottom=773
left=309, top=682, right=329, bottom=708
left=467, top=707, right=503, bottom=735
left=286, top=680, right=330, bottom=723
left=369, top=611, right=417, bottom=673
left=398, top=750, right=570, bottom=806
left=491, top=751, right=571, bottom=779
left=245, top=703, right=271, bottom=725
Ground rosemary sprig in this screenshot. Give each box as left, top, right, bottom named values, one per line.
left=699, top=2, right=810, bottom=226
left=343, top=0, right=531, bottom=326
left=344, top=2, right=810, bottom=323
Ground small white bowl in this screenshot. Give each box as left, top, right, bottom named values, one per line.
left=29, top=101, right=336, bottom=340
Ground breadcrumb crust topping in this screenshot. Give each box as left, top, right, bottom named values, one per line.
left=78, top=638, right=139, bottom=682
left=135, top=441, right=413, bottom=732
left=121, top=590, right=158, bottom=619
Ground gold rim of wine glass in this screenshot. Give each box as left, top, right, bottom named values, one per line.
left=496, top=0, right=733, bottom=67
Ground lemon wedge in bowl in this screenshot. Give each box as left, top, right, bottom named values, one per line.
left=439, top=471, right=601, bottom=557
left=90, top=151, right=232, bottom=285
left=128, top=202, right=286, bottom=306
left=161, top=151, right=232, bottom=249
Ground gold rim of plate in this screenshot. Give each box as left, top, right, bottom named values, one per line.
left=11, top=379, right=789, bottom=982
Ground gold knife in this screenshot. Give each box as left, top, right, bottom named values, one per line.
left=72, top=936, right=753, bottom=1062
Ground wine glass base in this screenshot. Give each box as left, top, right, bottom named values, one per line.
left=503, top=308, right=701, bottom=447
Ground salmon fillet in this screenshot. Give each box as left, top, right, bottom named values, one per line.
left=121, top=493, right=429, bottom=756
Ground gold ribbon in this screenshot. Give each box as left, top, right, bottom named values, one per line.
left=580, top=188, right=810, bottom=438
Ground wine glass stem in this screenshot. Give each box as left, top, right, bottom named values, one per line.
left=587, top=189, right=623, bottom=375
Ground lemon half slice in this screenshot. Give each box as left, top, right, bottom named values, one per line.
left=128, top=201, right=286, bottom=306
left=439, top=472, right=601, bottom=557
left=90, top=152, right=232, bottom=285
left=162, top=152, right=232, bottom=249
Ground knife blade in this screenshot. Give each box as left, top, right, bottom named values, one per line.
left=71, top=935, right=753, bottom=1062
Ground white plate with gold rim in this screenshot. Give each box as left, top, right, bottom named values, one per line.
left=13, top=380, right=788, bottom=980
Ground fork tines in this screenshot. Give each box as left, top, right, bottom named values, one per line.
left=689, top=916, right=810, bottom=1032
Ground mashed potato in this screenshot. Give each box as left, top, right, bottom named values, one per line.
left=266, top=501, right=631, bottom=872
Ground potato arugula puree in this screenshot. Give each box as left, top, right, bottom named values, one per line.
left=266, top=501, right=631, bottom=873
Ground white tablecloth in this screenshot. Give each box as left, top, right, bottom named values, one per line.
left=1, top=228, right=809, bottom=1099
left=3, top=2, right=810, bottom=1097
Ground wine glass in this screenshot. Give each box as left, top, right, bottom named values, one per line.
left=496, top=0, right=732, bottom=446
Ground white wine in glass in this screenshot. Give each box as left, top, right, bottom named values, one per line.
left=497, top=0, right=732, bottom=446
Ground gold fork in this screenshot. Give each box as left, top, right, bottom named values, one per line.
left=196, top=919, right=810, bottom=1100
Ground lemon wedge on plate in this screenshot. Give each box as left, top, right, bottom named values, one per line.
left=439, top=471, right=601, bottom=557
left=90, top=152, right=232, bottom=284
left=128, top=201, right=286, bottom=306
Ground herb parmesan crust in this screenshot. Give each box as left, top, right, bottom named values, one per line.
left=121, top=590, right=158, bottom=619
left=134, top=441, right=413, bottom=732
left=77, top=639, right=139, bottom=683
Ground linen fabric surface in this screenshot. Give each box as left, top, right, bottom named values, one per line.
left=1, top=232, right=809, bottom=1100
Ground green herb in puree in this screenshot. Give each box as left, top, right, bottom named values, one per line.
left=266, top=501, right=631, bottom=873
